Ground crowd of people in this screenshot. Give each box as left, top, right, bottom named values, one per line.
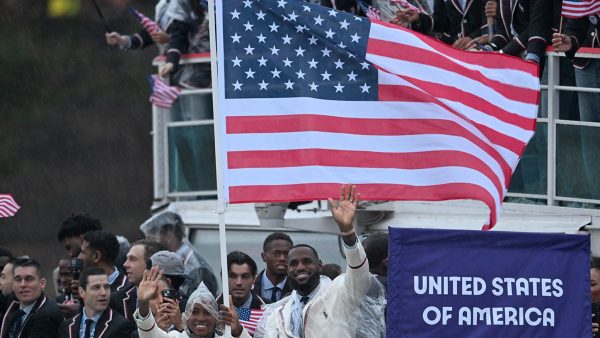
left=0, top=185, right=390, bottom=337
left=104, top=0, right=599, bottom=199
left=105, top=0, right=598, bottom=106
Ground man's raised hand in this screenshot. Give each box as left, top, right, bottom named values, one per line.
left=328, top=184, right=360, bottom=235
left=138, top=267, right=163, bottom=306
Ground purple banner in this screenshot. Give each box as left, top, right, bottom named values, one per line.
left=387, top=228, right=590, bottom=337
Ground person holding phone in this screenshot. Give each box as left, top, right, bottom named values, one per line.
left=135, top=268, right=251, bottom=338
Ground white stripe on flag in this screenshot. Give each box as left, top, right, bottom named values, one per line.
left=0, top=194, right=20, bottom=217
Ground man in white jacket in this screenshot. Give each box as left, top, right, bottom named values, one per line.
left=258, top=185, right=371, bottom=338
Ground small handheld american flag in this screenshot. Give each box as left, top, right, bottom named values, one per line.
left=129, top=7, right=161, bottom=33
left=0, top=194, right=20, bottom=217
left=356, top=0, right=381, bottom=20
left=390, top=0, right=425, bottom=14
left=148, top=75, right=181, bottom=108
left=236, top=307, right=265, bottom=337
left=561, top=0, right=600, bottom=18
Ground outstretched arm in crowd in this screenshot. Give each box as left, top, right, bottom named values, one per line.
left=328, top=184, right=370, bottom=301
left=328, top=184, right=360, bottom=247
left=137, top=267, right=164, bottom=318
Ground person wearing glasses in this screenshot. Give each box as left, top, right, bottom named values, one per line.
left=0, top=257, right=63, bottom=338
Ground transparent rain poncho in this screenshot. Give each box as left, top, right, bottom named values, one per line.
left=254, top=274, right=386, bottom=338
left=139, top=211, right=185, bottom=236
left=183, top=282, right=220, bottom=337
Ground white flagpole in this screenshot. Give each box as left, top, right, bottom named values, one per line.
left=207, top=0, right=230, bottom=336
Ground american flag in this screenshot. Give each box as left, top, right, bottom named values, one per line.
left=215, top=0, right=539, bottom=229
left=561, top=0, right=600, bottom=18
left=149, top=75, right=181, bottom=108
left=391, top=0, right=425, bottom=14
left=356, top=0, right=381, bottom=20
left=0, top=194, right=20, bottom=217
left=236, top=307, right=265, bottom=336
left=129, top=7, right=161, bottom=33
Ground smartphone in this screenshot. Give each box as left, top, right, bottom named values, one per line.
left=67, top=258, right=83, bottom=280
left=474, top=42, right=493, bottom=52
left=161, top=289, right=179, bottom=301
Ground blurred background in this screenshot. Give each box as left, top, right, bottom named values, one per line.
left=1, top=0, right=161, bottom=293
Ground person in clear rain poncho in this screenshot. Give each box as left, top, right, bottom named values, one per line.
left=135, top=267, right=252, bottom=338
left=254, top=185, right=386, bottom=338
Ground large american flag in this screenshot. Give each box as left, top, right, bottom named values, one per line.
left=215, top=0, right=540, bottom=228
left=561, top=0, right=600, bottom=18
left=236, top=307, right=265, bottom=336
left=0, top=194, right=20, bottom=217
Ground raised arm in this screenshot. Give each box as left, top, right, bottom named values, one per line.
left=328, top=185, right=370, bottom=300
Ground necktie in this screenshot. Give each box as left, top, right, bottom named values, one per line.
left=300, top=296, right=310, bottom=305
left=12, top=309, right=26, bottom=337
left=270, top=286, right=280, bottom=303
left=84, top=319, right=94, bottom=338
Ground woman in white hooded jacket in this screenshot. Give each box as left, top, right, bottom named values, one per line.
left=135, top=267, right=252, bottom=338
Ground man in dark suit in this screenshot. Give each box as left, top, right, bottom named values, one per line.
left=110, top=240, right=163, bottom=321
left=253, top=233, right=293, bottom=304
left=218, top=251, right=266, bottom=336
left=0, top=258, right=15, bottom=316
left=78, top=230, right=128, bottom=293
left=0, top=257, right=63, bottom=338
left=489, top=0, right=558, bottom=68
left=410, top=0, right=486, bottom=48
left=59, top=267, right=135, bottom=338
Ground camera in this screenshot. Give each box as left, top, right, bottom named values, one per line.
left=161, top=289, right=179, bottom=301
left=68, top=258, right=83, bottom=280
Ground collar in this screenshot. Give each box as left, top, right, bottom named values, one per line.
left=291, top=283, right=320, bottom=306
left=107, top=266, right=119, bottom=285
left=175, top=241, right=191, bottom=256
left=261, top=271, right=287, bottom=291
left=238, top=293, right=253, bottom=309
left=82, top=309, right=103, bottom=323
left=19, top=301, right=36, bottom=315
left=175, top=242, right=195, bottom=265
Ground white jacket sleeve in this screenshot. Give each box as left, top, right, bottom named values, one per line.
left=134, top=309, right=181, bottom=338
left=342, top=237, right=370, bottom=301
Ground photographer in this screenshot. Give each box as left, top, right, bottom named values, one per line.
left=148, top=250, right=191, bottom=332
left=56, top=258, right=79, bottom=319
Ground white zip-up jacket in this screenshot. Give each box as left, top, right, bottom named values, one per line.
left=261, top=239, right=370, bottom=338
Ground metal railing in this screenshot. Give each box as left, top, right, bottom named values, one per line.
left=152, top=53, right=216, bottom=205
left=506, top=48, right=600, bottom=208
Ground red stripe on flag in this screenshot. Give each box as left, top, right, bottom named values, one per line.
left=0, top=194, right=20, bottom=217
left=368, top=38, right=539, bottom=105
left=561, top=0, right=600, bottom=18
left=371, top=21, right=539, bottom=77
left=228, top=183, right=497, bottom=227
left=379, top=79, right=535, bottom=132
left=226, top=114, right=515, bottom=183
left=228, top=149, right=504, bottom=196
left=150, top=75, right=181, bottom=108
left=378, top=85, right=530, bottom=156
